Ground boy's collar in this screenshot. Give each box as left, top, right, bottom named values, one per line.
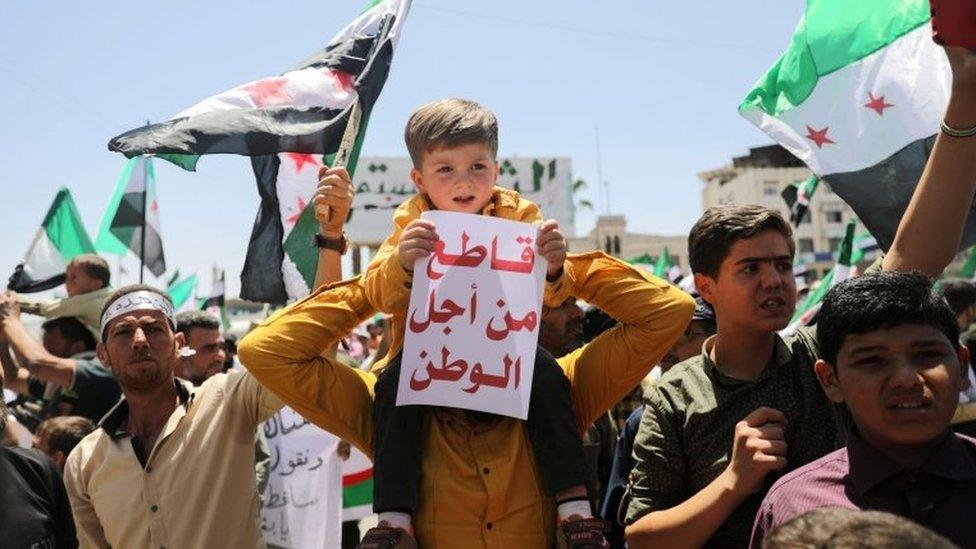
left=846, top=429, right=976, bottom=494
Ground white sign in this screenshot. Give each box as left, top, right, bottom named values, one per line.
left=396, top=211, right=546, bottom=419
left=260, top=407, right=342, bottom=549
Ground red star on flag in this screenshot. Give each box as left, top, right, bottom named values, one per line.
left=286, top=196, right=307, bottom=226
left=284, top=153, right=318, bottom=173
left=332, top=70, right=356, bottom=94
left=863, top=92, right=894, bottom=116
left=243, top=77, right=291, bottom=108
left=149, top=201, right=158, bottom=213
left=805, top=125, right=835, bottom=148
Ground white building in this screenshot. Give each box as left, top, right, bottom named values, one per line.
left=567, top=215, right=689, bottom=271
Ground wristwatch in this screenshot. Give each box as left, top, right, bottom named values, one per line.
left=314, top=232, right=349, bottom=254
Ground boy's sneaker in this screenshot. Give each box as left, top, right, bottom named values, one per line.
left=559, top=516, right=611, bottom=548
left=356, top=524, right=417, bottom=549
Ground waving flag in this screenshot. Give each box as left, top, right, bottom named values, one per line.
left=108, top=0, right=410, bottom=173
left=740, top=0, right=958, bottom=251
left=780, top=175, right=819, bottom=227
left=240, top=0, right=411, bottom=303
left=95, top=156, right=167, bottom=277
left=8, top=188, right=96, bottom=293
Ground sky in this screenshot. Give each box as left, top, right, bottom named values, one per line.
left=0, top=0, right=804, bottom=298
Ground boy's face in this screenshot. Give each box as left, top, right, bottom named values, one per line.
left=815, top=324, right=965, bottom=450
left=411, top=142, right=498, bottom=214
left=65, top=263, right=102, bottom=296
left=695, top=230, right=796, bottom=335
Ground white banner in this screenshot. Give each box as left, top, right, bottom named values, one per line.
left=274, top=155, right=574, bottom=248
left=396, top=211, right=546, bottom=419
left=260, top=408, right=342, bottom=549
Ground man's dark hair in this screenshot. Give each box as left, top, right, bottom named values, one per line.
left=42, top=316, right=96, bottom=352
left=688, top=205, right=795, bottom=278
left=817, top=271, right=959, bottom=366
left=763, top=507, right=955, bottom=548
left=935, top=278, right=976, bottom=316
left=37, top=416, right=95, bottom=457
left=99, top=284, right=174, bottom=342
left=176, top=310, right=221, bottom=337
left=69, top=254, right=111, bottom=288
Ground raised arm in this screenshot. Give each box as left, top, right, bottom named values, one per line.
left=556, top=252, right=695, bottom=431
left=0, top=294, right=75, bottom=389
left=312, top=166, right=354, bottom=290
left=884, top=47, right=976, bottom=275
left=237, top=277, right=377, bottom=456
left=361, top=198, right=422, bottom=314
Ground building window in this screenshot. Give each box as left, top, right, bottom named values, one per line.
left=798, top=238, right=814, bottom=253
left=604, top=236, right=612, bottom=253
left=825, top=210, right=843, bottom=224
left=828, top=237, right=842, bottom=251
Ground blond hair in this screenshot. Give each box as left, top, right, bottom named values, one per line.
left=404, top=98, right=498, bottom=168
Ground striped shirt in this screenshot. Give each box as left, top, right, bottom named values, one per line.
left=751, top=431, right=976, bottom=548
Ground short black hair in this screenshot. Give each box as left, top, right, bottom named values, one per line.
left=817, top=271, right=959, bottom=366
left=176, top=310, right=221, bottom=336
left=42, top=316, right=96, bottom=352
left=935, top=278, right=976, bottom=316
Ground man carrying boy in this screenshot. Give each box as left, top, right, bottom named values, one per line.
left=19, top=254, right=113, bottom=336
left=749, top=271, right=976, bottom=548
left=359, top=98, right=607, bottom=545
left=626, top=43, right=976, bottom=548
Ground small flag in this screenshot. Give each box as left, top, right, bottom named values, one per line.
left=8, top=188, right=96, bottom=293
left=167, top=274, right=198, bottom=310
left=200, top=270, right=229, bottom=330
left=739, top=0, right=958, bottom=251
left=95, top=157, right=166, bottom=277
left=166, top=269, right=181, bottom=288
left=239, top=0, right=412, bottom=303
left=781, top=176, right=819, bottom=227
left=782, top=220, right=861, bottom=335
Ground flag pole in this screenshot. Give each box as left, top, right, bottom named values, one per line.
left=139, top=156, right=147, bottom=284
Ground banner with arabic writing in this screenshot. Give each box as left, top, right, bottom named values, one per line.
left=259, top=407, right=342, bottom=548
left=397, top=211, right=546, bottom=418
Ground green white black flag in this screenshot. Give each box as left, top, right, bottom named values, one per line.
left=95, top=156, right=166, bottom=277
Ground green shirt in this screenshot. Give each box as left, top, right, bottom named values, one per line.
left=626, top=329, right=847, bottom=548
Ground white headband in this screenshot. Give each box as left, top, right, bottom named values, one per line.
left=100, top=290, right=176, bottom=338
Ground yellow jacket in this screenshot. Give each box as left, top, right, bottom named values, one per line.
left=362, top=186, right=556, bottom=371
left=239, top=252, right=695, bottom=548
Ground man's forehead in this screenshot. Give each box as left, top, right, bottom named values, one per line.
left=108, top=310, right=170, bottom=328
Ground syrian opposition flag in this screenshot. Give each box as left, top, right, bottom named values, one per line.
left=167, top=273, right=198, bottom=311
left=95, top=156, right=167, bottom=277
left=780, top=175, right=819, bottom=227
left=240, top=0, right=411, bottom=303
left=740, top=0, right=957, bottom=251
left=782, top=220, right=862, bottom=336
left=8, top=188, right=96, bottom=293
left=200, top=270, right=230, bottom=329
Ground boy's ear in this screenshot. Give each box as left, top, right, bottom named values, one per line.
left=410, top=167, right=426, bottom=194
left=694, top=273, right=715, bottom=306
left=814, top=359, right=845, bottom=403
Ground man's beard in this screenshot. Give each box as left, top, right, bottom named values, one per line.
left=112, top=359, right=172, bottom=393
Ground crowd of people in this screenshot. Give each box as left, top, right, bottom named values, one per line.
left=2, top=43, right=976, bottom=549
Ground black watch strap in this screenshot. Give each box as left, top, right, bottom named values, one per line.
left=314, top=232, right=348, bottom=254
